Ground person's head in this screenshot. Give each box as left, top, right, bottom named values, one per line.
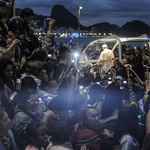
left=114, top=105, right=138, bottom=140
left=43, top=78, right=58, bottom=94
left=20, top=8, right=34, bottom=24
left=51, top=124, right=70, bottom=145
left=0, top=59, right=14, bottom=81
left=88, top=84, right=102, bottom=100
left=114, top=62, right=122, bottom=70
left=101, top=82, right=122, bottom=119
left=18, top=88, right=39, bottom=112
left=78, top=105, right=99, bottom=129
left=26, top=60, right=47, bottom=80
left=115, top=75, right=123, bottom=87
left=26, top=121, right=48, bottom=149
left=0, top=107, right=11, bottom=136
left=113, top=58, right=119, bottom=66
left=102, top=44, right=108, bottom=50
left=58, top=46, right=71, bottom=64
left=0, top=1, right=7, bottom=7
left=0, top=7, right=9, bottom=23
left=134, top=47, right=141, bottom=55
left=22, top=35, right=41, bottom=58
left=122, top=57, right=128, bottom=65
left=20, top=76, right=37, bottom=91
left=26, top=47, right=47, bottom=62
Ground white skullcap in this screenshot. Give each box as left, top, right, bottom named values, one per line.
left=102, top=44, right=108, bottom=48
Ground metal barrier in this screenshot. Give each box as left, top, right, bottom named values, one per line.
left=124, top=64, right=144, bottom=85
left=143, top=65, right=150, bottom=80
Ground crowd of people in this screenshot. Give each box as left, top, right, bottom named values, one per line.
left=0, top=1, right=150, bottom=150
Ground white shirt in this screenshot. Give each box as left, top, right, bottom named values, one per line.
left=98, top=48, right=114, bottom=72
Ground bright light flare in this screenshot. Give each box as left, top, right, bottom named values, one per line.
left=79, top=6, right=83, bottom=10
left=74, top=52, right=79, bottom=58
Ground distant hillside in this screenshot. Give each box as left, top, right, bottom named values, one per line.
left=51, top=5, right=85, bottom=30
left=88, top=22, right=120, bottom=35
left=16, top=6, right=150, bottom=36
left=120, top=20, right=150, bottom=36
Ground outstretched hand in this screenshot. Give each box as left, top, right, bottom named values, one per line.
left=80, top=145, right=89, bottom=150
left=49, top=19, right=55, bottom=26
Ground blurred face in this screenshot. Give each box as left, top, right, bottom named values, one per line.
left=115, top=63, right=120, bottom=69
left=33, top=125, right=48, bottom=148
left=0, top=111, right=11, bottom=136
left=1, top=16, right=8, bottom=23
left=7, top=31, right=14, bottom=38
left=86, top=108, right=99, bottom=128
left=46, top=80, right=58, bottom=94
left=134, top=48, right=139, bottom=55
left=122, top=58, right=128, bottom=65
left=39, top=70, right=48, bottom=81
left=3, top=64, right=13, bottom=80
left=116, top=79, right=122, bottom=86
left=27, top=93, right=39, bottom=112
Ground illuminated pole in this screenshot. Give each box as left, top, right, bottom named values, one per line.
left=7, top=0, right=15, bottom=16
left=78, top=6, right=82, bottom=48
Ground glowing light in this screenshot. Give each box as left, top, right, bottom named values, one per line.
left=74, top=52, right=79, bottom=58
left=78, top=6, right=83, bottom=10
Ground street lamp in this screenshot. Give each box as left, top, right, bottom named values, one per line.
left=13, top=0, right=15, bottom=17
left=77, top=6, right=83, bottom=48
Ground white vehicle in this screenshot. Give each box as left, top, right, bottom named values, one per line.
left=78, top=34, right=150, bottom=84
left=79, top=34, right=150, bottom=66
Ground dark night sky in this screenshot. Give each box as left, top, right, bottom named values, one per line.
left=16, top=0, right=150, bottom=27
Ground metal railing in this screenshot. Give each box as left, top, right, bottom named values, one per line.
left=143, top=65, right=150, bottom=80
left=124, top=64, right=144, bottom=85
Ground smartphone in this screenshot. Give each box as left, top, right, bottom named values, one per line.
left=108, top=77, right=112, bottom=80
left=96, top=82, right=100, bottom=85
left=107, top=72, right=111, bottom=75
left=123, top=80, right=127, bottom=84
left=79, top=86, right=84, bottom=90
left=48, top=54, right=52, bottom=58
left=108, top=81, right=112, bottom=84
left=100, top=69, right=104, bottom=73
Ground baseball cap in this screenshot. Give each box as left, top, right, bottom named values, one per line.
left=115, top=75, right=123, bottom=80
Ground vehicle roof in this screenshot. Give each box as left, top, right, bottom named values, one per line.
left=86, top=34, right=149, bottom=46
